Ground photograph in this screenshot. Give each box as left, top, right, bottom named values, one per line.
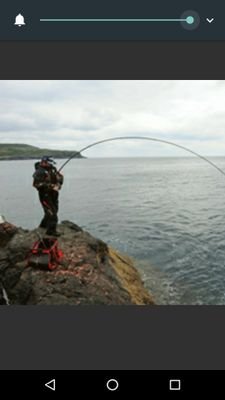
left=0, top=80, right=225, bottom=305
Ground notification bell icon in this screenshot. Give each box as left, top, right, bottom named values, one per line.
left=14, top=14, right=26, bottom=27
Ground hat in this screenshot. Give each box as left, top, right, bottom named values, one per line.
left=41, top=156, right=56, bottom=164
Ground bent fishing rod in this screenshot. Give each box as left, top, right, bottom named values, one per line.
left=58, top=136, right=225, bottom=177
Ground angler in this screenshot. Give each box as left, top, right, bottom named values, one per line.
left=33, top=156, right=64, bottom=236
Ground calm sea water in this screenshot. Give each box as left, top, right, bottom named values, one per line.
left=1, top=157, right=225, bottom=305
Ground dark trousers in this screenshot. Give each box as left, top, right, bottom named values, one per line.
left=38, top=189, right=59, bottom=233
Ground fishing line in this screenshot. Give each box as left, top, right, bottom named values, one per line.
left=58, top=136, right=225, bottom=177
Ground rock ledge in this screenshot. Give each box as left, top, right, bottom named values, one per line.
left=0, top=220, right=154, bottom=305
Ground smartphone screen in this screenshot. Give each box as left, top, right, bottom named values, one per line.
left=0, top=0, right=225, bottom=395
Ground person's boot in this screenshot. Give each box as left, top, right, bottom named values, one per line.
left=39, top=218, right=48, bottom=228
left=46, top=230, right=61, bottom=237
left=39, top=222, right=47, bottom=228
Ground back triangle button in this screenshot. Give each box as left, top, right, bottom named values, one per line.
left=45, top=379, right=56, bottom=391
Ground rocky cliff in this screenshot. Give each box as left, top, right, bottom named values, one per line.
left=0, top=220, right=154, bottom=305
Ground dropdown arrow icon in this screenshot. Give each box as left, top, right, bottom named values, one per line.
left=206, top=18, right=214, bottom=23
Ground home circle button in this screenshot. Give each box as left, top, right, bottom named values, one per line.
left=106, top=378, right=119, bottom=391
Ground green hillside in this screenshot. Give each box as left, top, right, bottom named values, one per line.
left=0, top=143, right=83, bottom=160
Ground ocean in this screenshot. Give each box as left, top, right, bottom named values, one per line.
left=1, top=157, right=225, bottom=305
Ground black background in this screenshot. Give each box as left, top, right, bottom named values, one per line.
left=1, top=307, right=225, bottom=370
left=0, top=370, right=224, bottom=395
left=0, top=41, right=225, bottom=79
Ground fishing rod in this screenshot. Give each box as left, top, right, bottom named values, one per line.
left=58, top=136, right=225, bottom=177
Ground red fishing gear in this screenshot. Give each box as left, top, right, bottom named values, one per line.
left=27, top=237, right=64, bottom=271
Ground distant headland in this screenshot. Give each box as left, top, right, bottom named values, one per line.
left=0, top=143, right=84, bottom=160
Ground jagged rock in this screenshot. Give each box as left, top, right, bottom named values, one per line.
left=0, top=221, right=18, bottom=247
left=0, top=220, right=155, bottom=305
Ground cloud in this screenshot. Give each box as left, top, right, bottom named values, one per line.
left=0, top=80, right=225, bottom=156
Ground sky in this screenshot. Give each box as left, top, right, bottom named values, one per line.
left=0, top=80, right=225, bottom=157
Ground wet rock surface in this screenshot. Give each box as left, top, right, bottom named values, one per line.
left=0, top=220, right=154, bottom=305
